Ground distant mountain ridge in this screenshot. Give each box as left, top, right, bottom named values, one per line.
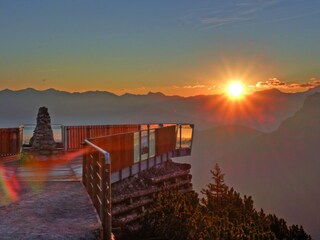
left=1, top=87, right=319, bottom=130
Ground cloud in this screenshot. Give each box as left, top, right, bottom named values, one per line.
left=201, top=16, right=251, bottom=28
left=288, top=78, right=320, bottom=89
left=182, top=0, right=282, bottom=29
left=173, top=83, right=207, bottom=89
left=182, top=0, right=320, bottom=29
left=310, top=78, right=320, bottom=85
left=256, top=78, right=286, bottom=88
left=297, top=83, right=313, bottom=88
left=183, top=84, right=206, bottom=89
left=136, top=86, right=146, bottom=91
left=256, top=77, right=320, bottom=90
left=208, top=85, right=217, bottom=91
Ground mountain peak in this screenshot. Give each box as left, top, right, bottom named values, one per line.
left=147, top=91, right=165, bottom=97
left=121, top=91, right=166, bottom=98
left=22, top=87, right=38, bottom=92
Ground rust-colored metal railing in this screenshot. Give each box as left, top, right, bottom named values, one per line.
left=64, top=125, right=139, bottom=151
left=1, top=123, right=194, bottom=161
left=0, top=127, right=23, bottom=158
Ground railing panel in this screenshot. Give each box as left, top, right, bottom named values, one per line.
left=176, top=124, right=194, bottom=149
left=65, top=124, right=139, bottom=151
left=155, top=125, right=177, bottom=155
left=91, top=133, right=134, bottom=173
left=0, top=128, right=22, bottom=157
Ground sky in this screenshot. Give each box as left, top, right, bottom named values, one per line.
left=1, top=0, right=320, bottom=96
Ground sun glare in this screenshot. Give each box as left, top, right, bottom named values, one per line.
left=227, top=82, right=244, bottom=98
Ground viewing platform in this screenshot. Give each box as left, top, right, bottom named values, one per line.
left=0, top=123, right=194, bottom=239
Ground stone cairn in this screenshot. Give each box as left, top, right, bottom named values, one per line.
left=29, top=107, right=56, bottom=155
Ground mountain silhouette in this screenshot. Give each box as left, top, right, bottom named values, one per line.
left=0, top=87, right=317, bottom=131
left=185, top=93, right=320, bottom=238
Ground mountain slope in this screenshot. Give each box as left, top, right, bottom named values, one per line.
left=184, top=93, right=320, bottom=238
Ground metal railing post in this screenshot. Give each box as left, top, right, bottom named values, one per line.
left=64, top=126, right=69, bottom=151
left=103, top=152, right=112, bottom=240
left=179, top=124, right=182, bottom=149
left=82, top=143, right=87, bottom=187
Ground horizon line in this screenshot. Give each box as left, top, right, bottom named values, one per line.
left=0, top=86, right=315, bottom=98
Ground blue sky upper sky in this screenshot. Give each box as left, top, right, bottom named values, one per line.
left=1, top=0, right=320, bottom=96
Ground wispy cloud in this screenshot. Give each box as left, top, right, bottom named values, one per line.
left=309, top=77, right=320, bottom=85
left=182, top=0, right=320, bottom=29
left=173, top=84, right=223, bottom=92
left=182, top=0, right=281, bottom=28
left=173, top=82, right=208, bottom=89
left=183, top=84, right=206, bottom=89
left=256, top=77, right=320, bottom=90
left=256, top=78, right=286, bottom=88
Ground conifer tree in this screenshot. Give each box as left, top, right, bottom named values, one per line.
left=201, top=163, right=228, bottom=214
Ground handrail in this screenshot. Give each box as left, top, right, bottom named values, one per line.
left=83, top=139, right=112, bottom=240
left=84, top=139, right=110, bottom=164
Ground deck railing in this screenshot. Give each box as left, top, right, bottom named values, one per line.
left=87, top=124, right=193, bottom=183
left=1, top=123, right=193, bottom=160
left=0, top=127, right=23, bottom=157
left=83, top=139, right=112, bottom=240
left=82, top=124, right=193, bottom=239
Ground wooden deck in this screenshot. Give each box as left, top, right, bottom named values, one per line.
left=0, top=158, right=101, bottom=240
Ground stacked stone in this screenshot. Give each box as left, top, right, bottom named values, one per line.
left=30, top=106, right=56, bottom=155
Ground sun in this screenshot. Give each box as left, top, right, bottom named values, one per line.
left=227, top=82, right=244, bottom=98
